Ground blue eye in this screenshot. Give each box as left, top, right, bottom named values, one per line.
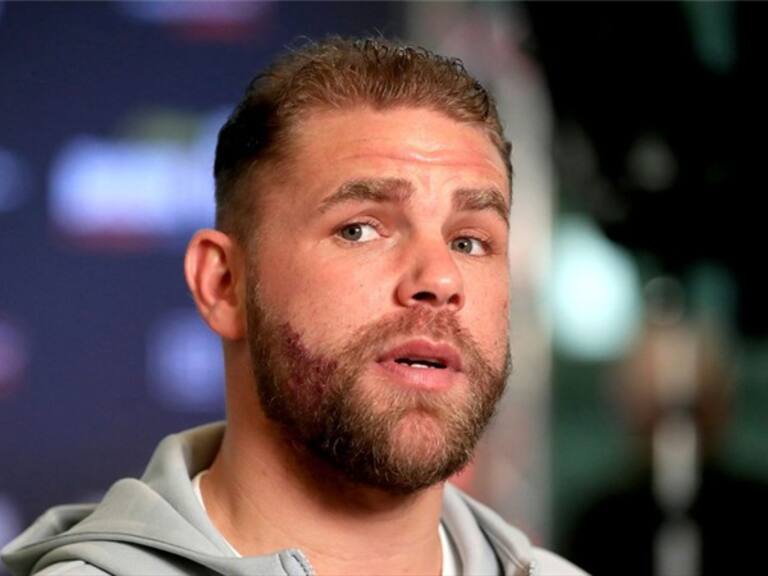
left=451, top=236, right=487, bottom=255
left=337, top=223, right=380, bottom=243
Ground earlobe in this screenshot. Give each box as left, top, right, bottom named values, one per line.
left=184, top=229, right=247, bottom=340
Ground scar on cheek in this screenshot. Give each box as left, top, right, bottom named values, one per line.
left=279, top=323, right=339, bottom=403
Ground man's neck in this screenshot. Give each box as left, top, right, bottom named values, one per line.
left=201, top=419, right=445, bottom=576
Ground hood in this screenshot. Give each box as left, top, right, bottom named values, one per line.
left=2, top=422, right=540, bottom=576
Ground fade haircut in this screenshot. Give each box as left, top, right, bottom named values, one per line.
left=213, top=36, right=512, bottom=245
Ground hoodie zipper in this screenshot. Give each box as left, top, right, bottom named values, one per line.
left=527, top=559, right=538, bottom=576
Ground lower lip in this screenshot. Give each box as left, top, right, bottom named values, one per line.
left=374, top=360, right=460, bottom=391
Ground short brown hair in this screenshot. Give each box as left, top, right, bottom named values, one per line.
left=213, top=36, right=512, bottom=244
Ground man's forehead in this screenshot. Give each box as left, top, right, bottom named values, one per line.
left=291, top=106, right=509, bottom=181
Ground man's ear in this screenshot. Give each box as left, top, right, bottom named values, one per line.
left=184, top=229, right=247, bottom=340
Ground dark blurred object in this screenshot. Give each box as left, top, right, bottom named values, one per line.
left=563, top=281, right=768, bottom=575
left=525, top=1, right=768, bottom=336
left=565, top=466, right=768, bottom=576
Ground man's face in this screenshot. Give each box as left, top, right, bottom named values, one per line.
left=245, top=106, right=511, bottom=493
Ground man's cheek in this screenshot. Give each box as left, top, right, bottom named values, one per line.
left=467, top=298, right=509, bottom=358
left=308, top=262, right=391, bottom=310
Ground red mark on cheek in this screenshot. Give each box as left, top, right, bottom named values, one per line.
left=278, top=324, right=340, bottom=405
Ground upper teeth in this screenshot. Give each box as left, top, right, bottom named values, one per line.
left=398, top=358, right=443, bottom=369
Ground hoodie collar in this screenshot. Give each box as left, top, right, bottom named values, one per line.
left=4, top=422, right=535, bottom=576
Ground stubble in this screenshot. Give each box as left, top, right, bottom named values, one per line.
left=246, top=287, right=510, bottom=495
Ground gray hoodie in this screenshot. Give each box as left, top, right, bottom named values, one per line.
left=2, top=423, right=586, bottom=576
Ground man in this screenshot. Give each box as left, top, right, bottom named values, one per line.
left=3, top=37, right=585, bottom=576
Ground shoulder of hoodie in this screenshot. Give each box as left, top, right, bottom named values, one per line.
left=531, top=548, right=589, bottom=575
left=445, top=484, right=588, bottom=576
left=32, top=560, right=109, bottom=575
left=33, top=555, right=588, bottom=576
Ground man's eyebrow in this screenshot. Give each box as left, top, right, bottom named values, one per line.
left=318, top=178, right=415, bottom=213
left=453, top=187, right=510, bottom=227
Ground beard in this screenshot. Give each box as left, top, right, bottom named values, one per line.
left=246, top=287, right=510, bottom=495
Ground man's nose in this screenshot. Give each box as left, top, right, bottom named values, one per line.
left=395, top=236, right=465, bottom=311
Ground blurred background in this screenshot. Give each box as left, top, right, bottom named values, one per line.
left=1, top=2, right=767, bottom=575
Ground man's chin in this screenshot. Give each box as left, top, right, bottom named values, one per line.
left=387, top=411, right=461, bottom=468
left=326, top=409, right=472, bottom=495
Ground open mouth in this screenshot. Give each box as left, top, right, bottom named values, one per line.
left=375, top=340, right=462, bottom=390
left=378, top=339, right=461, bottom=372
